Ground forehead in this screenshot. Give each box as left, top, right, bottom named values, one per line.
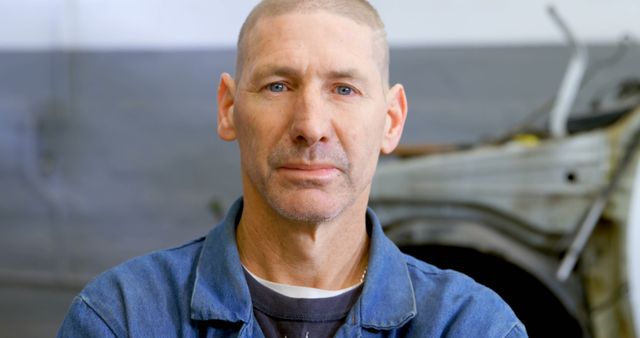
left=240, top=11, right=379, bottom=81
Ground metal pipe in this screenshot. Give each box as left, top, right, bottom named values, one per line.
left=547, top=6, right=589, bottom=138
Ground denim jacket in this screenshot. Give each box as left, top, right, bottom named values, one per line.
left=58, top=199, right=527, bottom=337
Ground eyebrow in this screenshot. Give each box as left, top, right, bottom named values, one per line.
left=249, top=65, right=298, bottom=84
left=249, top=65, right=368, bottom=84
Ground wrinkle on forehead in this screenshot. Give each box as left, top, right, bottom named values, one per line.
left=238, top=12, right=386, bottom=94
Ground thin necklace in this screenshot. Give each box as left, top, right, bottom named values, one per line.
left=360, top=268, right=368, bottom=284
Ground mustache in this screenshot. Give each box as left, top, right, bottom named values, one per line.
left=268, top=143, right=350, bottom=171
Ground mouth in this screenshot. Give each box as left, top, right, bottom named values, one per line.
left=277, top=163, right=341, bottom=181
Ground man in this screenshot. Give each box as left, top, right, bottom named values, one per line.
left=58, top=1, right=527, bottom=337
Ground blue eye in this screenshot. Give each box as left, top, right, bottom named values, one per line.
left=336, top=86, right=353, bottom=96
left=268, top=82, right=286, bottom=92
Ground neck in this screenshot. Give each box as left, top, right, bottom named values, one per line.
left=236, top=196, right=370, bottom=290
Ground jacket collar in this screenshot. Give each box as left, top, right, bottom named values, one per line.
left=190, top=199, right=253, bottom=323
left=189, top=198, right=417, bottom=329
left=356, top=208, right=417, bottom=329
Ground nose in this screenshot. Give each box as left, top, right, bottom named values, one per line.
left=289, top=87, right=332, bottom=146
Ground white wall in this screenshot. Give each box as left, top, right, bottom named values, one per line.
left=0, top=0, right=638, bottom=50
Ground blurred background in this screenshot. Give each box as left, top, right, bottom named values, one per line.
left=1, top=0, right=639, bottom=337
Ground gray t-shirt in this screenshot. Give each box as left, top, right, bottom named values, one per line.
left=244, top=270, right=363, bottom=338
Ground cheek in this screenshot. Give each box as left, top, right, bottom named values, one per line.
left=235, top=96, right=288, bottom=139
left=342, top=116, right=385, bottom=169
left=233, top=108, right=262, bottom=167
left=346, top=110, right=386, bottom=148
left=234, top=103, right=285, bottom=169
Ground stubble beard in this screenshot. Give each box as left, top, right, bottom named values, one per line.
left=253, top=142, right=357, bottom=224
left=264, top=178, right=355, bottom=224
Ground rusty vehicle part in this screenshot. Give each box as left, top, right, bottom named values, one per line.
left=371, top=7, right=640, bottom=338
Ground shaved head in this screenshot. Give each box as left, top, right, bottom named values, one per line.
left=235, top=0, right=389, bottom=86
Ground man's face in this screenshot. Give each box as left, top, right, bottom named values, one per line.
left=218, top=11, right=406, bottom=223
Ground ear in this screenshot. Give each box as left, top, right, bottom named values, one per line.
left=217, top=72, right=237, bottom=141
left=381, top=83, right=408, bottom=154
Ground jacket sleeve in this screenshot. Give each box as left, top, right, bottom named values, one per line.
left=57, top=296, right=118, bottom=338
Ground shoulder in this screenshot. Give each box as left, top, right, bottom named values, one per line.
left=402, top=254, right=527, bottom=337
left=66, top=237, right=206, bottom=336
left=403, top=253, right=487, bottom=294
left=84, top=236, right=205, bottom=297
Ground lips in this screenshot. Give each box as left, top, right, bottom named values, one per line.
left=277, top=162, right=341, bottom=181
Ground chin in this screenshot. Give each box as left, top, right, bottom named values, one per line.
left=269, top=193, right=346, bottom=224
